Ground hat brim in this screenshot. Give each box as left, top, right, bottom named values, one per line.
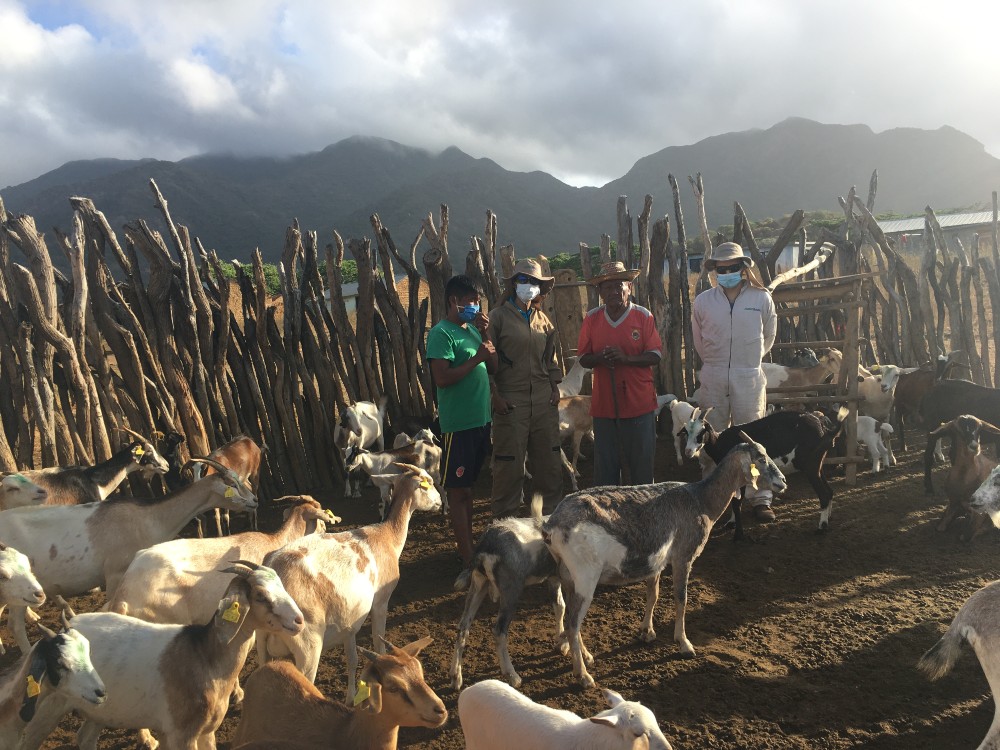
left=587, top=269, right=641, bottom=286
left=504, top=273, right=555, bottom=296
left=704, top=256, right=753, bottom=271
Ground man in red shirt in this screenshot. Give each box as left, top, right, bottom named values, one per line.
left=577, top=261, right=663, bottom=486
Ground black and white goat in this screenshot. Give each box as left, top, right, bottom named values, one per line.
left=450, top=496, right=566, bottom=690
left=542, top=440, right=786, bottom=687
left=334, top=398, right=388, bottom=498
left=682, top=406, right=848, bottom=532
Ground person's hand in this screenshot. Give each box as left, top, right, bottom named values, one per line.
left=601, top=346, right=628, bottom=365
left=550, top=384, right=561, bottom=405
left=473, top=311, right=490, bottom=335
left=492, top=392, right=514, bottom=415
left=475, top=340, right=496, bottom=362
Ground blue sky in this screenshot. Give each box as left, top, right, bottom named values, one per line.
left=2, top=0, right=1000, bottom=189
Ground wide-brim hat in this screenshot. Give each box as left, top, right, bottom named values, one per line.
left=587, top=260, right=640, bottom=286
left=505, top=258, right=555, bottom=295
left=703, top=242, right=753, bottom=271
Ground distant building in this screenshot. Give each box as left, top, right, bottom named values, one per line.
left=877, top=211, right=996, bottom=253
left=324, top=275, right=429, bottom=315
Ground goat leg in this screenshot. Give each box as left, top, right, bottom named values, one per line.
left=550, top=579, right=569, bottom=656
left=672, top=559, right=696, bottom=658
left=450, top=575, right=490, bottom=690
left=729, top=489, right=744, bottom=542
left=638, top=571, right=660, bottom=642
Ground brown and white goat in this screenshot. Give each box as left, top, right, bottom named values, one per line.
left=762, top=347, right=843, bottom=389
left=929, top=415, right=1000, bottom=539
left=192, top=434, right=265, bottom=535
left=232, top=637, right=446, bottom=750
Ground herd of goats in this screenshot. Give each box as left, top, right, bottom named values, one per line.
left=2, top=343, right=1000, bottom=749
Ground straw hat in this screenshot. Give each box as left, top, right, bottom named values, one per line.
left=505, top=258, right=555, bottom=295
left=587, top=260, right=640, bottom=286
left=703, top=242, right=753, bottom=271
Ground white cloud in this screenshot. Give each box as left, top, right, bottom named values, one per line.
left=1, top=0, right=1000, bottom=189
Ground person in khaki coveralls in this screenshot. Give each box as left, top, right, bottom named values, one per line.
left=489, top=258, right=563, bottom=517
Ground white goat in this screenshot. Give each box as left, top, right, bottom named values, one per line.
left=0, top=618, right=106, bottom=748
left=231, top=637, right=447, bottom=750
left=108, top=496, right=336, bottom=624
left=0, top=457, right=256, bottom=653
left=346, top=440, right=442, bottom=518
left=558, top=357, right=592, bottom=398
left=335, top=398, right=388, bottom=498
left=858, top=363, right=899, bottom=422
left=19, top=562, right=304, bottom=750
left=459, top=680, right=672, bottom=750
left=919, top=578, right=1000, bottom=750
left=0, top=543, right=45, bottom=656
left=451, top=497, right=565, bottom=690
left=259, top=464, right=442, bottom=704
left=856, top=416, right=895, bottom=473
left=392, top=429, right=438, bottom=449
left=543, top=440, right=787, bottom=687
left=659, top=394, right=696, bottom=466
left=0, top=473, right=49, bottom=511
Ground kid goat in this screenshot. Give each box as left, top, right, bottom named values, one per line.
left=683, top=405, right=847, bottom=532
left=232, top=637, right=446, bottom=750
left=543, top=439, right=786, bottom=687
left=335, top=398, right=388, bottom=498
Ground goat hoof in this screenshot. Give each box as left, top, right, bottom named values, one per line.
left=504, top=672, right=522, bottom=688
left=815, top=524, right=830, bottom=535
left=450, top=674, right=462, bottom=691
left=680, top=650, right=696, bottom=660
left=578, top=673, right=596, bottom=689
left=557, top=640, right=570, bottom=656
left=638, top=628, right=656, bottom=643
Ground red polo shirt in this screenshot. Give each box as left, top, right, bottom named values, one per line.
left=577, top=303, right=662, bottom=419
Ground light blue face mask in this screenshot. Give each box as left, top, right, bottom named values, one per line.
left=716, top=271, right=743, bottom=288
left=458, top=303, right=480, bottom=322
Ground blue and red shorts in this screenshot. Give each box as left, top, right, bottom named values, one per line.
left=441, top=424, right=492, bottom=489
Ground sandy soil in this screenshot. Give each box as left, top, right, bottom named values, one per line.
left=15, top=429, right=1000, bottom=749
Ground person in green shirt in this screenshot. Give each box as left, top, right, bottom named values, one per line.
left=427, top=275, right=498, bottom=564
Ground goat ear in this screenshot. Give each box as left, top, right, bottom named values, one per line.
left=0, top=566, right=11, bottom=581
left=979, top=421, right=1000, bottom=438
left=19, top=644, right=49, bottom=722
left=365, top=679, right=383, bottom=714
left=398, top=635, right=433, bottom=657
left=601, top=687, right=625, bottom=707
left=701, top=406, right=714, bottom=421
left=929, top=421, right=955, bottom=439
left=392, top=462, right=422, bottom=475
left=590, top=716, right=620, bottom=729
left=214, top=588, right=250, bottom=645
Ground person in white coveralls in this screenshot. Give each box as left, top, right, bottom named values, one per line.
left=692, top=242, right=778, bottom=521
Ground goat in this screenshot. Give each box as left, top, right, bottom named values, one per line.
left=558, top=357, right=592, bottom=398
left=762, top=347, right=843, bottom=389
left=346, top=440, right=442, bottom=518
left=0, top=543, right=45, bottom=656
left=0, top=617, right=106, bottom=747
left=335, top=397, right=388, bottom=498
left=683, top=405, right=848, bottom=532
left=0, top=473, right=48, bottom=511
left=392, top=428, right=438, bottom=449
left=19, top=562, right=304, bottom=750
left=231, top=637, right=446, bottom=750
left=450, top=496, right=566, bottom=690
left=928, top=416, right=1000, bottom=539
left=663, top=395, right=697, bottom=466
left=108, top=496, right=336, bottom=624
left=459, top=679, right=673, bottom=750
left=920, top=379, right=1000, bottom=494
left=558, top=395, right=593, bottom=487
left=893, top=351, right=964, bottom=451
left=0, top=457, right=256, bottom=653
left=191, top=434, right=265, bottom=536
left=856, top=416, right=895, bottom=473
left=542, top=441, right=786, bottom=687
left=857, top=363, right=899, bottom=422
left=259, top=464, right=442, bottom=703
left=919, top=578, right=1000, bottom=750
left=157, top=431, right=186, bottom=493
left=787, top=347, right=821, bottom=367
left=16, top=429, right=170, bottom=507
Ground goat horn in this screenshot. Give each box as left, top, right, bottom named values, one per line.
left=35, top=622, right=57, bottom=640
left=219, top=564, right=255, bottom=578
left=183, top=457, right=232, bottom=476
left=378, top=635, right=403, bottom=655
left=118, top=426, right=150, bottom=444
left=738, top=430, right=754, bottom=444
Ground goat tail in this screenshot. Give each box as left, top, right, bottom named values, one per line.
left=453, top=567, right=472, bottom=592
left=918, top=625, right=967, bottom=680
left=529, top=492, right=544, bottom=524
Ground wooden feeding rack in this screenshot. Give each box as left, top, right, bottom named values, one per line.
left=767, top=273, right=873, bottom=486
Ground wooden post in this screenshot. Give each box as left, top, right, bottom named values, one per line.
left=648, top=218, right=673, bottom=394
left=579, top=242, right=598, bottom=309
left=634, top=195, right=653, bottom=307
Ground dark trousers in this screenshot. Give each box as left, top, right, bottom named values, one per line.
left=593, top=412, right=656, bottom=486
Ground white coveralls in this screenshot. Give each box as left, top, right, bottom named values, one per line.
left=692, top=283, right=777, bottom=505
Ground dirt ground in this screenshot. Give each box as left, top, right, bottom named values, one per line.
left=16, top=427, right=1000, bottom=749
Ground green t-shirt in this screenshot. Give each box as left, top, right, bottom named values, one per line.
left=426, top=319, right=492, bottom=433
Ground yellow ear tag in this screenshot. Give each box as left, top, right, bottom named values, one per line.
left=419, top=480, right=431, bottom=490
left=325, top=509, right=336, bottom=518
left=26, top=675, right=40, bottom=698
left=134, top=446, right=145, bottom=456
left=750, top=465, right=760, bottom=478
left=224, top=487, right=236, bottom=498
left=222, top=601, right=241, bottom=623
left=353, top=679, right=370, bottom=707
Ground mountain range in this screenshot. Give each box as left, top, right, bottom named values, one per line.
left=3, top=117, right=1000, bottom=268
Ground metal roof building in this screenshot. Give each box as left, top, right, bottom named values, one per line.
left=877, top=211, right=995, bottom=236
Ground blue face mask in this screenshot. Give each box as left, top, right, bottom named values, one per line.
left=458, top=303, right=480, bottom=322
left=716, top=271, right=743, bottom=288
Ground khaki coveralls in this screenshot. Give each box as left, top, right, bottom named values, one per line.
left=489, top=300, right=563, bottom=516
